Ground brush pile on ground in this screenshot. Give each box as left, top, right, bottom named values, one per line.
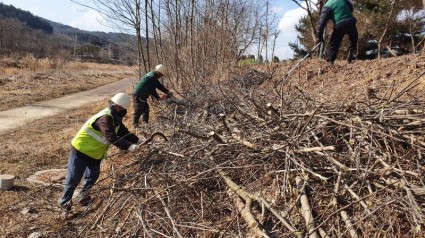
left=40, top=65, right=424, bottom=237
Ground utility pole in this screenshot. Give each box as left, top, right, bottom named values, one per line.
left=73, top=35, right=78, bottom=58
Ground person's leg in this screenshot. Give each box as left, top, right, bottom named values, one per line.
left=58, top=149, right=87, bottom=209
left=140, top=101, right=150, bottom=124
left=345, top=24, right=358, bottom=63
left=132, top=94, right=142, bottom=128
left=326, top=28, right=345, bottom=64
left=78, top=159, right=101, bottom=205
left=348, top=24, right=358, bottom=51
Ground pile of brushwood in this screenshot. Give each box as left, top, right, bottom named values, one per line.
left=8, top=66, right=425, bottom=237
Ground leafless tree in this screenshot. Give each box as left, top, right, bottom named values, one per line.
left=291, top=0, right=319, bottom=43
left=71, top=0, right=278, bottom=85
left=271, top=30, right=280, bottom=65
left=398, top=0, right=425, bottom=53
left=378, top=0, right=397, bottom=59
left=71, top=0, right=148, bottom=78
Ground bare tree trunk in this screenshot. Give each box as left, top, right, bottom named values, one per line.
left=409, top=16, right=416, bottom=54
left=257, top=26, right=262, bottom=64
left=72, top=0, right=277, bottom=82
left=270, top=30, right=279, bottom=65
left=292, top=0, right=318, bottom=43
left=145, top=0, right=150, bottom=69
left=190, top=0, right=195, bottom=79
left=378, top=0, right=397, bottom=59
left=135, top=0, right=146, bottom=78
left=157, top=0, right=165, bottom=63
left=265, top=0, right=269, bottom=63
left=150, top=0, right=160, bottom=63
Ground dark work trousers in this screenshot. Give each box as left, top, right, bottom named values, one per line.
left=327, top=20, right=358, bottom=63
left=59, top=148, right=101, bottom=207
left=132, top=94, right=150, bottom=126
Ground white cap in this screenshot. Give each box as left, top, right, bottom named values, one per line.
left=155, top=64, right=167, bottom=76
left=111, top=93, right=130, bottom=110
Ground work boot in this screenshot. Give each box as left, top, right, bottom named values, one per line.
left=325, top=57, right=334, bottom=65
left=58, top=200, right=72, bottom=212
left=347, top=50, right=356, bottom=63
left=77, top=190, right=92, bottom=206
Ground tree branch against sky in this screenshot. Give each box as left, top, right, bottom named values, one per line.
left=291, top=0, right=319, bottom=42
left=71, top=0, right=149, bottom=77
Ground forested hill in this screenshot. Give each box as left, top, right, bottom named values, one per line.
left=0, top=3, right=53, bottom=33
left=43, top=19, right=135, bottom=47
left=0, top=3, right=134, bottom=47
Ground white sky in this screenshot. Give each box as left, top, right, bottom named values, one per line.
left=0, top=0, right=306, bottom=59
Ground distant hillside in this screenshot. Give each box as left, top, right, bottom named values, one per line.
left=0, top=2, right=53, bottom=33
left=0, top=2, right=137, bottom=48
left=43, top=19, right=137, bottom=48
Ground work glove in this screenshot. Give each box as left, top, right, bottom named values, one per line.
left=128, top=144, right=139, bottom=152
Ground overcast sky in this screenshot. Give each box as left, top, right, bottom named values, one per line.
left=0, top=0, right=306, bottom=59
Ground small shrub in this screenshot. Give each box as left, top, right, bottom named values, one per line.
left=38, top=58, right=53, bottom=70
left=19, top=54, right=38, bottom=70
left=18, top=54, right=57, bottom=71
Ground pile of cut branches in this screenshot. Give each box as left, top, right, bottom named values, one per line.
left=57, top=68, right=425, bottom=238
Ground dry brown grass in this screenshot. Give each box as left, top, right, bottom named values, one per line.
left=0, top=56, right=135, bottom=111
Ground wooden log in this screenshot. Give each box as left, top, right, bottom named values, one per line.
left=393, top=109, right=424, bottom=115
left=296, top=176, right=318, bottom=238
left=319, top=228, right=331, bottom=238
left=293, top=146, right=335, bottom=153
left=340, top=211, right=358, bottom=238
left=227, top=189, right=269, bottom=238
left=344, top=184, right=372, bottom=215
left=232, top=134, right=260, bottom=151
left=271, top=145, right=335, bottom=153
left=378, top=157, right=419, bottom=177
left=315, top=151, right=348, bottom=171
left=219, top=171, right=300, bottom=236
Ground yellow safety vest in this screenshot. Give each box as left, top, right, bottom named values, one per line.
left=71, top=108, right=120, bottom=160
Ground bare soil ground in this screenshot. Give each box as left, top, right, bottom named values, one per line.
left=0, top=55, right=424, bottom=237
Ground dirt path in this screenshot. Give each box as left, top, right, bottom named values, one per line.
left=0, top=77, right=134, bottom=133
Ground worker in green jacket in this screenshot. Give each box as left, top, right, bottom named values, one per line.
left=317, top=0, right=358, bottom=64
left=132, top=64, right=172, bottom=129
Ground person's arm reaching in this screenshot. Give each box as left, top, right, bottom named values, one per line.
left=147, top=77, right=161, bottom=99
left=94, top=116, right=134, bottom=150
left=317, top=7, right=332, bottom=42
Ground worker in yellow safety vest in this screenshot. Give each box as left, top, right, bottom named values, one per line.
left=58, top=93, right=142, bottom=211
